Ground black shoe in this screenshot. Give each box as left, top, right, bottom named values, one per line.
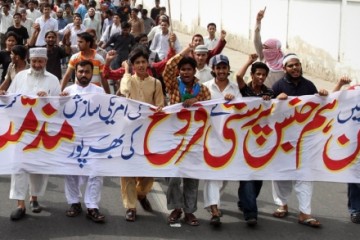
left=86, top=208, right=105, bottom=223
left=246, top=218, right=257, bottom=227
left=10, top=208, right=26, bottom=221
left=125, top=209, right=136, bottom=222
left=30, top=201, right=42, bottom=213
left=138, top=196, right=153, bottom=212
left=351, top=212, right=360, bottom=224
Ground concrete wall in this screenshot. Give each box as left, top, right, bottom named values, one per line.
left=141, top=0, right=360, bottom=84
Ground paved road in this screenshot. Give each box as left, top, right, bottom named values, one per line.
left=1, top=32, right=357, bottom=240
left=1, top=176, right=360, bottom=240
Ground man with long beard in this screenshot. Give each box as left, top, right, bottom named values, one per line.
left=60, top=60, right=106, bottom=223
left=0, top=47, right=61, bottom=221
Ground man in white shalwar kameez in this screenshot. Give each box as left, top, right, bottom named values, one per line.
left=0, top=47, right=61, bottom=221
left=60, top=59, right=106, bottom=223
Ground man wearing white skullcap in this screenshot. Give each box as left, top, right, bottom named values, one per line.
left=0, top=47, right=61, bottom=221
left=271, top=53, right=329, bottom=228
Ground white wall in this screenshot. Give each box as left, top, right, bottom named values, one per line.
left=141, top=0, right=360, bottom=83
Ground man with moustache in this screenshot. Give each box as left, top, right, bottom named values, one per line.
left=60, top=60, right=106, bottom=223
left=0, top=47, right=61, bottom=221
left=271, top=53, right=328, bottom=228
left=60, top=32, right=110, bottom=93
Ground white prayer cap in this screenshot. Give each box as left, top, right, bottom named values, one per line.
left=194, top=44, right=208, bottom=53
left=282, top=53, right=300, bottom=66
left=29, top=47, right=48, bottom=59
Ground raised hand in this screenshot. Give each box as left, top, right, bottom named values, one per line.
left=256, top=7, right=266, bottom=22
left=248, top=53, right=259, bottom=64
left=220, top=30, right=227, bottom=40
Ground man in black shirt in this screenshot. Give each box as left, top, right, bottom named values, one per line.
left=102, top=21, right=135, bottom=69
left=6, top=13, right=29, bottom=46
left=271, top=53, right=328, bottom=228
left=236, top=53, right=274, bottom=226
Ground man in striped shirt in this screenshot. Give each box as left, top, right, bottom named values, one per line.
left=60, top=32, right=110, bottom=93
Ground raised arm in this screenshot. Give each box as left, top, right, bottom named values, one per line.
left=28, top=24, right=40, bottom=47
left=118, top=60, right=131, bottom=97
left=332, top=76, right=352, bottom=92
left=236, top=53, right=258, bottom=89
left=151, top=32, right=177, bottom=75
left=254, top=7, right=266, bottom=61
left=103, top=50, right=126, bottom=81
left=207, top=30, right=227, bottom=62
left=162, top=44, right=193, bottom=94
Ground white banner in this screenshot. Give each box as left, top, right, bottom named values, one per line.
left=0, top=91, right=360, bottom=182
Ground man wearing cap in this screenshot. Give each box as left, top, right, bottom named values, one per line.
left=271, top=53, right=328, bottom=228
left=202, top=54, right=241, bottom=226
left=193, top=44, right=213, bottom=83
left=60, top=60, right=106, bottom=223
left=187, top=30, right=227, bottom=65
left=163, top=44, right=211, bottom=226
left=0, top=47, right=61, bottom=221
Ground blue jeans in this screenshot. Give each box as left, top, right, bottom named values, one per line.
left=238, top=181, right=263, bottom=220
left=348, top=183, right=360, bottom=214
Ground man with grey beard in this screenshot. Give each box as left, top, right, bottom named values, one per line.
left=0, top=47, right=60, bottom=221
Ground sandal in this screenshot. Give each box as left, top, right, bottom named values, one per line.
left=184, top=213, right=200, bottom=226
left=272, top=207, right=288, bottom=218
left=210, top=215, right=221, bottom=226
left=351, top=212, right=360, bottom=224
left=167, top=209, right=182, bottom=224
left=298, top=217, right=321, bottom=228
left=66, top=203, right=82, bottom=217
left=87, top=208, right=105, bottom=223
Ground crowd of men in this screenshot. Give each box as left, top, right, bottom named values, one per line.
left=0, top=0, right=359, bottom=228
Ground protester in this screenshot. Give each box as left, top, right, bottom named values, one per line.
left=0, top=31, right=18, bottom=84
left=332, top=76, right=360, bottom=224
left=0, top=47, right=61, bottom=221
left=163, top=44, right=211, bottom=226
left=254, top=7, right=285, bottom=88
left=60, top=32, right=110, bottom=93
left=204, top=23, right=219, bottom=51
left=149, top=19, right=181, bottom=60
left=202, top=54, right=241, bottom=226
left=60, top=60, right=106, bottom=223
left=150, top=0, right=161, bottom=21
left=117, top=47, right=164, bottom=222
left=193, top=44, right=213, bottom=83
left=236, top=53, right=274, bottom=226
left=6, top=13, right=29, bottom=46
left=101, top=21, right=135, bottom=69
left=0, top=45, right=29, bottom=91
left=187, top=31, right=227, bottom=64
left=271, top=53, right=328, bottom=228
left=0, top=3, right=13, bottom=50
left=128, top=8, right=144, bottom=37
left=33, top=3, right=58, bottom=47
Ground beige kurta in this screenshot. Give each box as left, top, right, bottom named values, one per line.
left=120, top=73, right=164, bottom=106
